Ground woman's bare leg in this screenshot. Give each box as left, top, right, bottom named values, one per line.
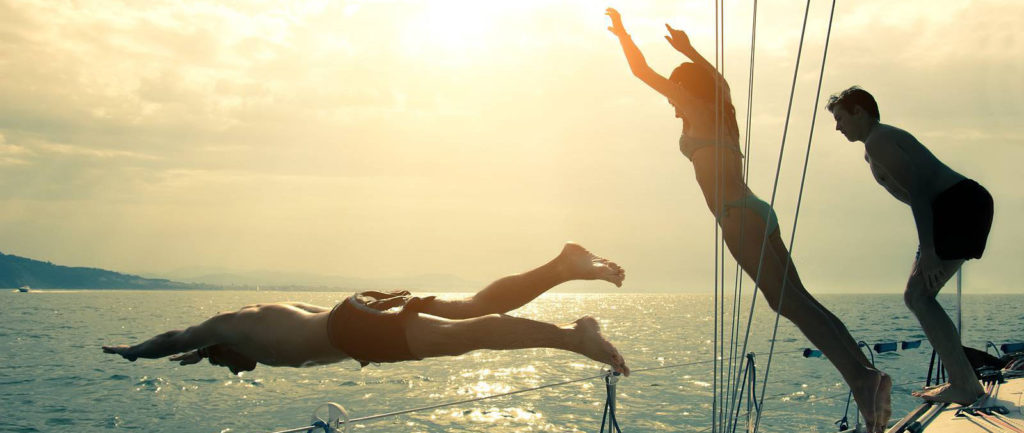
left=422, top=242, right=625, bottom=319
left=404, top=313, right=629, bottom=375
left=722, top=209, right=889, bottom=432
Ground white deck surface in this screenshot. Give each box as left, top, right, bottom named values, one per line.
left=886, top=374, right=1024, bottom=433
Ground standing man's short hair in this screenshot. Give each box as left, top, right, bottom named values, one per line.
left=826, top=86, right=880, bottom=121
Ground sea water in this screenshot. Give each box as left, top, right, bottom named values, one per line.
left=1, top=290, right=1021, bottom=433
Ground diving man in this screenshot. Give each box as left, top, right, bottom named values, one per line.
left=103, top=243, right=630, bottom=376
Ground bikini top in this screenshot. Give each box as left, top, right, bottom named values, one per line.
left=679, top=134, right=744, bottom=161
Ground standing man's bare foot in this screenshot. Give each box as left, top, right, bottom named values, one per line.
left=850, top=369, right=892, bottom=433
left=556, top=242, right=626, bottom=287
left=912, top=382, right=985, bottom=405
left=567, top=316, right=630, bottom=376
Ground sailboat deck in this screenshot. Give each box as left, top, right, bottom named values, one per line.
left=887, top=373, right=1024, bottom=433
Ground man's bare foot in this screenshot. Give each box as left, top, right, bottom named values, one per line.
left=556, top=242, right=625, bottom=287
left=102, top=345, right=138, bottom=361
left=912, top=382, right=985, bottom=405
left=567, top=316, right=629, bottom=376
left=850, top=369, right=891, bottom=433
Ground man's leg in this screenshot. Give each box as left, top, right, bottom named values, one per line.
left=403, top=313, right=629, bottom=375
left=422, top=242, right=625, bottom=319
left=905, top=258, right=985, bottom=404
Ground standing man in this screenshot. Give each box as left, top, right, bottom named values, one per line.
left=827, top=86, right=994, bottom=405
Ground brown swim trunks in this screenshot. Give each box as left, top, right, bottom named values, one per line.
left=326, top=290, right=435, bottom=367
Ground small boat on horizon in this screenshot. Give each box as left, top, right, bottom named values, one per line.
left=18, top=285, right=31, bottom=293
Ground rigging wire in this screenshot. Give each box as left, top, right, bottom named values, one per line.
left=711, top=0, right=726, bottom=431
left=270, top=348, right=919, bottom=433
left=723, top=2, right=761, bottom=432
left=269, top=350, right=809, bottom=433
left=751, top=1, right=838, bottom=432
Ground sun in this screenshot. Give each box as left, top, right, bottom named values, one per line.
left=399, top=0, right=547, bottom=62
left=420, top=1, right=492, bottom=48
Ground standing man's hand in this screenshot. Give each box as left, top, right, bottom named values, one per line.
left=916, top=249, right=946, bottom=291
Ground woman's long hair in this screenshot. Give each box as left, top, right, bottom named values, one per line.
left=670, top=63, right=740, bottom=141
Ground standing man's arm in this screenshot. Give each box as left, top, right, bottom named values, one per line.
left=866, top=131, right=946, bottom=290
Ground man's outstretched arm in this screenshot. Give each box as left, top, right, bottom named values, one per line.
left=102, top=314, right=231, bottom=361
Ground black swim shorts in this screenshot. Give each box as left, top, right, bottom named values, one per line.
left=326, top=290, right=435, bottom=367
left=932, top=179, right=994, bottom=260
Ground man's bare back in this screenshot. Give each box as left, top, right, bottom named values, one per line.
left=863, top=123, right=965, bottom=205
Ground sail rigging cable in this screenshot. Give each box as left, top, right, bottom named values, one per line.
left=698, top=0, right=842, bottom=432
left=751, top=1, right=838, bottom=432
left=269, top=351, right=935, bottom=433
left=269, top=350, right=808, bottom=433
left=723, top=2, right=761, bottom=432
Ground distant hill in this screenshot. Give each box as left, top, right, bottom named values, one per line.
left=0, top=252, right=211, bottom=290
left=148, top=268, right=483, bottom=292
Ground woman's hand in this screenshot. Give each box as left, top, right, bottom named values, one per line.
left=606, top=7, right=628, bottom=38
left=664, top=24, right=694, bottom=54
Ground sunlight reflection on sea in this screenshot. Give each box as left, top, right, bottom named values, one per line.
left=0, top=291, right=1020, bottom=432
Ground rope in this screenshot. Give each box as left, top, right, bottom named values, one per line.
left=269, top=372, right=607, bottom=433
left=272, top=363, right=930, bottom=433
left=268, top=349, right=809, bottom=433
left=727, top=353, right=758, bottom=433
left=349, top=371, right=606, bottom=424
left=599, top=372, right=623, bottom=433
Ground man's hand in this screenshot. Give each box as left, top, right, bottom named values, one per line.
left=664, top=24, right=693, bottom=54
left=606, top=8, right=628, bottom=38
left=916, top=249, right=946, bottom=291
left=357, top=290, right=413, bottom=311
left=170, top=345, right=257, bottom=375
left=169, top=350, right=203, bottom=365
left=102, top=345, right=137, bottom=361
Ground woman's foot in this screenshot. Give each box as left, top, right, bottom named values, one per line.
left=850, top=369, right=892, bottom=433
left=556, top=242, right=625, bottom=287
left=568, top=316, right=629, bottom=376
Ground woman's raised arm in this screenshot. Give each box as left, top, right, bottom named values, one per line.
left=606, top=8, right=692, bottom=105
left=663, top=24, right=713, bottom=72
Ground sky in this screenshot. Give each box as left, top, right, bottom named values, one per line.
left=1, top=0, right=1022, bottom=293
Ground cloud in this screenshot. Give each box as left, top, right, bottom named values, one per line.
left=0, top=134, right=31, bottom=165
left=1, top=0, right=1022, bottom=291
left=34, top=142, right=159, bottom=160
